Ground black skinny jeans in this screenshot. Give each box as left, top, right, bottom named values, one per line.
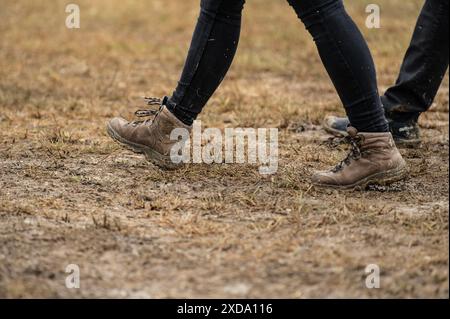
left=382, top=0, right=449, bottom=123
left=167, top=0, right=388, bottom=133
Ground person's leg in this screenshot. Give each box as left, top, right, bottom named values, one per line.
left=107, top=0, right=246, bottom=168
left=286, top=0, right=407, bottom=189
left=167, top=0, right=246, bottom=125
left=287, top=0, right=388, bottom=133
left=383, top=0, right=449, bottom=122
left=322, top=0, right=449, bottom=146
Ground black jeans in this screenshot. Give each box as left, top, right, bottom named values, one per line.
left=382, top=0, right=449, bottom=123
left=167, top=0, right=388, bottom=133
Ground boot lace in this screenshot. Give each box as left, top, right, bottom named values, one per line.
left=131, top=96, right=168, bottom=126
left=332, top=134, right=364, bottom=173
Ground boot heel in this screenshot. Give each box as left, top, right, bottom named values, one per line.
left=371, top=164, right=409, bottom=187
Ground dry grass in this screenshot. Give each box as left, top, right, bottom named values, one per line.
left=0, top=0, right=448, bottom=298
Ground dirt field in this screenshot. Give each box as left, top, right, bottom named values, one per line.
left=0, top=0, right=448, bottom=298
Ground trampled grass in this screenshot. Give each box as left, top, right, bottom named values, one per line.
left=0, top=0, right=448, bottom=298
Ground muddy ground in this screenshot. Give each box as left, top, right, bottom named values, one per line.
left=0, top=0, right=448, bottom=298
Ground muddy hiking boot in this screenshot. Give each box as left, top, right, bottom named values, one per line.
left=322, top=115, right=421, bottom=147
left=312, top=127, right=408, bottom=190
left=107, top=96, right=192, bottom=169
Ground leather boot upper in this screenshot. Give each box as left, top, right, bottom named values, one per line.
left=108, top=105, right=192, bottom=156
left=312, top=127, right=407, bottom=187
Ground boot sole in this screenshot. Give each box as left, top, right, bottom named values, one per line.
left=106, top=123, right=179, bottom=170
left=313, top=164, right=409, bottom=191
left=322, top=120, right=421, bottom=148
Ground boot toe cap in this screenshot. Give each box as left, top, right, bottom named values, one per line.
left=311, top=170, right=340, bottom=186
left=107, top=117, right=129, bottom=134
left=323, top=116, right=350, bottom=135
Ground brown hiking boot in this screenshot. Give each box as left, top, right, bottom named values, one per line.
left=107, top=97, right=192, bottom=169
left=312, top=127, right=408, bottom=190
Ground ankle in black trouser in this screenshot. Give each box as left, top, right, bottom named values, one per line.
left=382, top=0, right=449, bottom=123
left=287, top=0, right=387, bottom=132
left=167, top=0, right=245, bottom=125
left=168, top=0, right=388, bottom=133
